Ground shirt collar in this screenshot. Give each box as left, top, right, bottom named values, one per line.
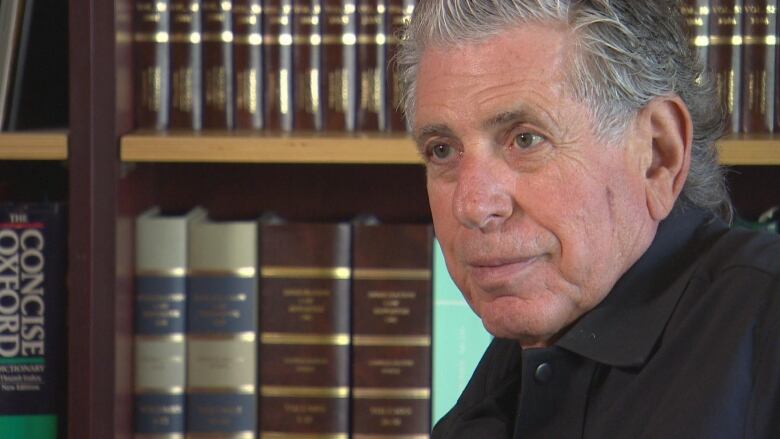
left=557, top=205, right=727, bottom=368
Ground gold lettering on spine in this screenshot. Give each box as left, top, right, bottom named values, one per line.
left=237, top=68, right=258, bottom=113
left=141, top=67, right=163, bottom=111
left=172, top=67, right=194, bottom=111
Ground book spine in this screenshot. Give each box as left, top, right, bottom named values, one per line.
left=134, top=207, right=204, bottom=438
left=351, top=222, right=433, bottom=438
left=264, top=0, right=294, bottom=131
left=385, top=0, right=413, bottom=132
left=0, top=203, right=67, bottom=439
left=322, top=0, right=357, bottom=131
left=134, top=0, right=171, bottom=130
left=709, top=0, right=743, bottom=133
left=232, top=0, right=264, bottom=130
left=169, top=0, right=203, bottom=129
left=292, top=0, right=323, bottom=130
left=187, top=217, right=258, bottom=438
left=741, top=0, right=776, bottom=133
left=259, top=223, right=351, bottom=438
left=680, top=0, right=710, bottom=69
left=356, top=0, right=386, bottom=131
left=431, top=239, right=491, bottom=424
left=201, top=0, right=235, bottom=129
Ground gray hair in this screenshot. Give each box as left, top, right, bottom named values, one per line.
left=397, top=0, right=732, bottom=222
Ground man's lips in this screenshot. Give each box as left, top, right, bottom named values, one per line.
left=468, top=256, right=540, bottom=289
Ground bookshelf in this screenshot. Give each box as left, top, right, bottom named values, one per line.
left=47, top=0, right=780, bottom=438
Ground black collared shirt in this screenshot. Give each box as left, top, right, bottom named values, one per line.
left=432, top=207, right=780, bottom=438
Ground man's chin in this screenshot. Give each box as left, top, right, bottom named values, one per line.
left=477, top=300, right=570, bottom=345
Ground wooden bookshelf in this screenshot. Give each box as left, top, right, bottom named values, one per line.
left=121, top=131, right=422, bottom=164
left=122, top=131, right=780, bottom=166
left=0, top=132, right=68, bottom=160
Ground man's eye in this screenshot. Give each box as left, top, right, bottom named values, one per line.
left=431, top=143, right=454, bottom=160
left=513, top=132, right=544, bottom=149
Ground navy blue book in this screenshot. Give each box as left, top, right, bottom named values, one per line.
left=0, top=202, right=67, bottom=438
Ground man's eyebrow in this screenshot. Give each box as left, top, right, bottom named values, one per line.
left=413, top=123, right=456, bottom=147
left=481, top=106, right=559, bottom=132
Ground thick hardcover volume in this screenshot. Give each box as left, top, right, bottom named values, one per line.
left=264, top=0, right=294, bottom=131
left=431, top=239, right=491, bottom=424
left=201, top=0, right=235, bottom=129
left=0, top=0, right=25, bottom=129
left=386, top=0, right=414, bottom=132
left=292, top=0, right=323, bottom=130
left=709, top=0, right=743, bottom=133
left=322, top=0, right=358, bottom=131
left=169, top=0, right=203, bottom=129
left=259, top=222, right=351, bottom=438
left=233, top=0, right=264, bottom=129
left=134, top=0, right=171, bottom=130
left=356, top=0, right=386, bottom=131
left=680, top=0, right=710, bottom=69
left=742, top=0, right=776, bottom=132
left=351, top=222, right=433, bottom=439
left=0, top=203, right=67, bottom=439
left=134, top=207, right=206, bottom=439
left=187, top=216, right=258, bottom=438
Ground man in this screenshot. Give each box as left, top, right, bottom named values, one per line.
left=397, top=1, right=780, bottom=437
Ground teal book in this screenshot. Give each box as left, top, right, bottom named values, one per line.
left=432, top=239, right=492, bottom=424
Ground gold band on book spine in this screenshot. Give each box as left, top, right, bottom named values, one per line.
left=188, top=384, right=257, bottom=394
left=353, top=268, right=431, bottom=281
left=134, top=385, right=186, bottom=395
left=134, top=32, right=171, bottom=43
left=261, top=332, right=350, bottom=345
left=234, top=33, right=263, bottom=45
left=261, top=432, right=348, bottom=439
left=135, top=292, right=186, bottom=302
left=352, top=387, right=431, bottom=399
left=189, top=267, right=256, bottom=277
left=352, top=335, right=431, bottom=347
left=134, top=333, right=186, bottom=342
left=136, top=267, right=187, bottom=277
left=189, top=332, right=257, bottom=341
left=261, top=385, right=350, bottom=398
left=169, top=32, right=202, bottom=43
left=261, top=266, right=351, bottom=279
left=742, top=35, right=777, bottom=45
left=708, top=35, right=743, bottom=45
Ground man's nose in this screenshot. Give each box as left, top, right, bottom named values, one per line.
left=452, top=152, right=513, bottom=232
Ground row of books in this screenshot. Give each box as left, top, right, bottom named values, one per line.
left=133, top=207, right=491, bottom=437
left=0, top=202, right=67, bottom=439
left=0, top=0, right=67, bottom=131
left=134, top=0, right=415, bottom=133
left=682, top=0, right=780, bottom=133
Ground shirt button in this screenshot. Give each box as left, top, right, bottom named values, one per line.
left=534, top=362, right=553, bottom=383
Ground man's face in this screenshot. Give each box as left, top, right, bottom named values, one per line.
left=414, top=24, right=657, bottom=347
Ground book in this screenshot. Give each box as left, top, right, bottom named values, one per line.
left=292, top=0, right=323, bottom=130
left=232, top=0, right=264, bottom=130
left=322, top=0, right=358, bottom=131
left=740, top=0, right=776, bottom=133
left=680, top=0, right=710, bottom=69
left=264, top=0, right=294, bottom=131
left=385, top=0, right=414, bottom=132
left=169, top=0, right=203, bottom=130
left=259, top=221, right=351, bottom=438
left=709, top=0, right=743, bottom=133
left=356, top=0, right=387, bottom=131
left=431, top=239, right=492, bottom=424
left=186, top=215, right=258, bottom=437
left=133, top=206, right=206, bottom=438
left=0, top=0, right=25, bottom=130
left=5, top=0, right=68, bottom=131
left=134, top=0, right=171, bottom=130
left=0, top=203, right=67, bottom=439
left=201, top=0, right=235, bottom=129
left=351, top=220, right=433, bottom=438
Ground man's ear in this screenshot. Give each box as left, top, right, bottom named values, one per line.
left=639, top=96, right=692, bottom=221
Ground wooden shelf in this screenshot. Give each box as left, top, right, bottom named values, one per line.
left=121, top=131, right=422, bottom=164
left=121, top=131, right=780, bottom=166
left=0, top=131, right=68, bottom=160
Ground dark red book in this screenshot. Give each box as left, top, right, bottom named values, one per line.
left=292, top=0, right=322, bottom=130
left=741, top=0, right=776, bottom=133
left=356, top=0, right=386, bottom=131
left=259, top=222, right=351, bottom=438
left=351, top=221, right=433, bottom=438
left=385, top=0, right=414, bottom=132
left=134, top=0, right=170, bottom=129
left=232, top=0, right=263, bottom=130
left=169, top=0, right=203, bottom=129
left=263, top=0, right=294, bottom=131
left=708, top=0, right=743, bottom=133
left=680, top=0, right=710, bottom=68
left=321, top=0, right=357, bottom=131
left=201, top=0, right=234, bottom=129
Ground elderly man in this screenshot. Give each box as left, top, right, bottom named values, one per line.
left=398, top=1, right=780, bottom=437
